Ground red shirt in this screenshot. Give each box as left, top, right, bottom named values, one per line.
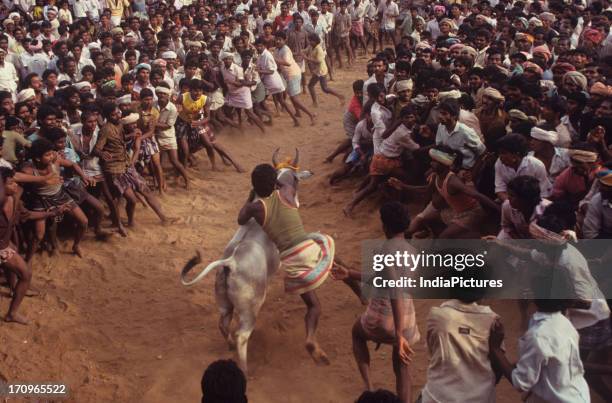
left=273, top=15, right=293, bottom=32
left=552, top=166, right=600, bottom=206
left=348, top=95, right=362, bottom=120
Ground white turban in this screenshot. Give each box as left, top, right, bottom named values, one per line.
left=162, top=51, right=177, bottom=59
left=16, top=88, right=35, bottom=103
left=564, top=71, right=588, bottom=91
left=117, top=94, right=132, bottom=105
left=482, top=87, right=505, bottom=103
left=530, top=127, right=558, bottom=144
left=73, top=81, right=91, bottom=91
left=395, top=80, right=413, bottom=92
left=155, top=86, right=171, bottom=95
left=121, top=113, right=140, bottom=125
left=529, top=17, right=543, bottom=27
left=185, top=41, right=202, bottom=49
left=540, top=12, right=556, bottom=23
left=438, top=90, right=462, bottom=101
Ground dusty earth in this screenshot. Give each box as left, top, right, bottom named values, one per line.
left=0, top=58, right=598, bottom=403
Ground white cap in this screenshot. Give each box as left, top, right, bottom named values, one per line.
left=121, top=113, right=140, bottom=124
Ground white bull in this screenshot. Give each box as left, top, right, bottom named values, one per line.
left=180, top=149, right=313, bottom=373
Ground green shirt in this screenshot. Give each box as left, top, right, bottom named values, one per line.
left=2, top=130, right=31, bottom=165
left=261, top=190, right=308, bottom=252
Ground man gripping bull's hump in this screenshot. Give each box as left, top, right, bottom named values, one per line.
left=238, top=162, right=335, bottom=366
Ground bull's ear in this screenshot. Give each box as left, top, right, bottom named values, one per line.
left=296, top=170, right=314, bottom=180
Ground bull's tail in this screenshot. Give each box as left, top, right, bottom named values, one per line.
left=180, top=249, right=237, bottom=286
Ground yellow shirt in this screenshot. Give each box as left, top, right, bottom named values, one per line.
left=137, top=105, right=160, bottom=133
left=108, top=0, right=130, bottom=17
left=307, top=44, right=327, bottom=77
left=178, top=92, right=207, bottom=123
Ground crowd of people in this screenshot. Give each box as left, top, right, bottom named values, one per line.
left=0, top=0, right=611, bottom=401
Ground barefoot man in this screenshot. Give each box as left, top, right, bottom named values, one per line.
left=238, top=163, right=334, bottom=365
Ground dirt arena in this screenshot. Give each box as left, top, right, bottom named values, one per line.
left=0, top=59, right=578, bottom=403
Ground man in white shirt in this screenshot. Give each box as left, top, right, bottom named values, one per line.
left=236, top=0, right=252, bottom=15
left=20, top=40, right=50, bottom=78
left=528, top=127, right=570, bottom=183
left=426, top=5, right=446, bottom=40
left=70, top=0, right=88, bottom=19
left=362, top=57, right=394, bottom=103
left=435, top=99, right=485, bottom=171
left=320, top=1, right=334, bottom=36
left=350, top=0, right=368, bottom=54
left=490, top=297, right=590, bottom=403
left=494, top=133, right=551, bottom=201
left=369, top=85, right=392, bottom=155
left=377, top=0, right=399, bottom=47
left=0, top=49, right=18, bottom=99
left=154, top=86, right=190, bottom=189
left=343, top=83, right=393, bottom=216
left=16, top=0, right=36, bottom=13
left=305, top=9, right=328, bottom=52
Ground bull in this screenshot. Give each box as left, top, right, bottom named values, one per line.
left=180, top=149, right=312, bottom=373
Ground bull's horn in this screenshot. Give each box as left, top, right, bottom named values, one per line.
left=272, top=148, right=280, bottom=167
left=292, top=148, right=299, bottom=166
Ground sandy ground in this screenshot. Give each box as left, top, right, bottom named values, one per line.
left=0, top=58, right=573, bottom=403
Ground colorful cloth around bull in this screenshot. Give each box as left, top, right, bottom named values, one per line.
left=280, top=232, right=334, bottom=295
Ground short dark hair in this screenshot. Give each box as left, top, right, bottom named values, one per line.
left=5, top=116, right=21, bottom=130
left=497, top=133, right=528, bottom=157
left=366, top=82, right=384, bottom=100
left=307, top=33, right=321, bottom=45
left=438, top=99, right=461, bottom=118
left=541, top=96, right=566, bottom=116
left=445, top=248, right=490, bottom=303
left=81, top=65, right=96, bottom=76
left=140, top=88, right=154, bottom=99
left=531, top=274, right=572, bottom=312
left=0, top=167, right=14, bottom=182
left=355, top=389, right=401, bottom=403
left=102, top=102, right=118, bottom=120
left=36, top=104, right=60, bottom=123
left=30, top=138, right=56, bottom=160
left=251, top=164, right=277, bottom=197
left=542, top=201, right=576, bottom=230
left=380, top=201, right=410, bottom=235
left=352, top=79, right=364, bottom=93
left=201, top=359, right=247, bottom=403
left=189, top=78, right=204, bottom=91
left=0, top=91, right=11, bottom=102
left=507, top=175, right=541, bottom=208
left=45, top=127, right=68, bottom=146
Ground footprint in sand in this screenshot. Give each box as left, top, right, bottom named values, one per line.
left=125, top=266, right=146, bottom=280
left=164, top=232, right=180, bottom=244
left=56, top=296, right=69, bottom=312
left=273, top=320, right=288, bottom=333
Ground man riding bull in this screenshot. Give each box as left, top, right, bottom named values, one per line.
left=238, top=153, right=334, bottom=365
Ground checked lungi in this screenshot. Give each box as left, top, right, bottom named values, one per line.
left=280, top=233, right=335, bottom=295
